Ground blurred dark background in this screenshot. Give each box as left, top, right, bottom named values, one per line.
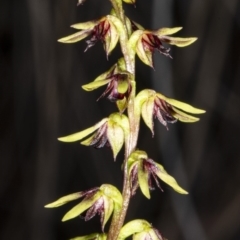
left=1, top=0, right=240, bottom=240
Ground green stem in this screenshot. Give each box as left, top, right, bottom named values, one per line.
left=107, top=1, right=140, bottom=240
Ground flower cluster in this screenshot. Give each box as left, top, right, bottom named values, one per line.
left=47, top=3, right=206, bottom=240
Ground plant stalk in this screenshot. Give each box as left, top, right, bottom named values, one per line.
left=107, top=1, right=140, bottom=240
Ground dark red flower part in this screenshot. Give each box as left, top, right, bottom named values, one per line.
left=88, top=122, right=110, bottom=149
left=153, top=97, right=177, bottom=130
left=142, top=158, right=163, bottom=192
left=97, top=72, right=132, bottom=103
left=129, top=164, right=139, bottom=196
left=85, top=197, right=104, bottom=222
left=142, top=33, right=172, bottom=59
left=85, top=20, right=111, bottom=52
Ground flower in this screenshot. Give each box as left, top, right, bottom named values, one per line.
left=135, top=89, right=205, bottom=135
left=45, top=184, right=123, bottom=232
left=119, top=219, right=166, bottom=240
left=58, top=113, right=129, bottom=160
left=82, top=58, right=132, bottom=112
left=58, top=15, right=124, bottom=57
left=127, top=150, right=188, bottom=199
left=128, top=27, right=197, bottom=68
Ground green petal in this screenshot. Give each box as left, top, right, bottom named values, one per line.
left=107, top=120, right=124, bottom=160
left=141, top=96, right=155, bottom=136
left=80, top=134, right=95, bottom=146
left=102, top=196, right=114, bottom=230
left=138, top=161, right=150, bottom=199
left=133, top=232, right=149, bottom=240
left=62, top=192, right=101, bottom=221
left=100, top=184, right=123, bottom=209
left=136, top=38, right=153, bottom=68
left=116, top=97, right=128, bottom=113
left=70, top=233, right=100, bottom=240
left=131, top=21, right=145, bottom=30
left=148, top=229, right=161, bottom=240
left=155, top=163, right=188, bottom=194
left=105, top=20, right=119, bottom=56
left=58, top=119, right=108, bottom=142
left=128, top=30, right=144, bottom=50
left=70, top=233, right=107, bottom=240
left=123, top=0, right=135, bottom=4
left=161, top=36, right=197, bottom=47
left=82, top=79, right=111, bottom=91
left=44, top=192, right=83, bottom=208
left=119, top=220, right=151, bottom=239
left=58, top=30, right=91, bottom=43
left=71, top=20, right=99, bottom=30
left=157, top=93, right=205, bottom=114
left=155, top=27, right=182, bottom=36
left=172, top=107, right=200, bottom=122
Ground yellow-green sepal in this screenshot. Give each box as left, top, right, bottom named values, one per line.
left=44, top=192, right=83, bottom=208
left=100, top=184, right=123, bottom=210
left=58, top=118, right=108, bottom=142
left=162, top=36, right=198, bottom=47
left=62, top=191, right=101, bottom=222
left=119, top=219, right=151, bottom=239
left=70, top=233, right=107, bottom=240
left=71, top=20, right=99, bottom=30
left=155, top=27, right=183, bottom=36
left=138, top=160, right=150, bottom=199
left=141, top=96, right=155, bottom=136
left=107, top=119, right=124, bottom=160
left=155, top=163, right=188, bottom=194
left=58, top=30, right=91, bottom=43
left=82, top=79, right=111, bottom=91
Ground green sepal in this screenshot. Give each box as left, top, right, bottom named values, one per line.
left=157, top=93, right=206, bottom=114
left=136, top=37, right=153, bottom=67
left=107, top=119, right=124, bottom=160
left=138, top=160, right=150, bottom=199
left=44, top=192, right=83, bottom=208
left=62, top=192, right=101, bottom=221
left=155, top=27, right=183, bottom=36
left=162, top=36, right=198, bottom=47
left=172, top=107, right=200, bottom=122
left=70, top=233, right=107, bottom=240
left=102, top=195, right=114, bottom=231
left=100, top=184, right=123, bottom=209
left=116, top=97, right=128, bottom=113
left=58, top=30, right=91, bottom=43
left=71, top=20, right=99, bottom=30
left=155, top=163, right=188, bottom=194
left=58, top=118, right=108, bottom=142
left=82, top=79, right=111, bottom=91
left=119, top=219, right=151, bottom=239
left=128, top=30, right=144, bottom=51
left=141, top=96, right=155, bottom=136
left=123, top=0, right=135, bottom=4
